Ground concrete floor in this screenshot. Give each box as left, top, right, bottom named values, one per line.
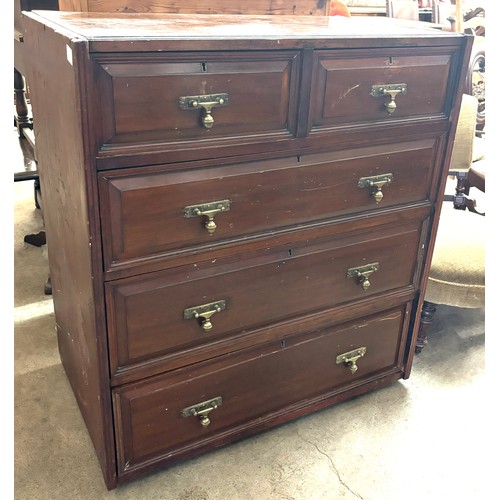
left=13, top=145, right=490, bottom=499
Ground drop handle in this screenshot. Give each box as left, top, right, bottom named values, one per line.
left=370, top=84, right=407, bottom=114
left=336, top=347, right=367, bottom=374
left=358, top=174, right=393, bottom=204
left=194, top=306, right=220, bottom=331
left=179, top=93, right=229, bottom=129
left=184, top=300, right=227, bottom=332
left=181, top=397, right=223, bottom=427
left=347, top=262, right=380, bottom=291
left=184, top=199, right=231, bottom=235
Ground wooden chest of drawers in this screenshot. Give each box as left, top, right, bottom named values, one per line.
left=23, top=11, right=472, bottom=489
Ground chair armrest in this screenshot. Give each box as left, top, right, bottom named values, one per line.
left=466, top=165, right=485, bottom=193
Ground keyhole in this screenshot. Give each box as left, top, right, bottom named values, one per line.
left=280, top=340, right=286, bottom=348
left=297, top=155, right=302, bottom=163
left=288, top=248, right=293, bottom=257
left=387, top=57, right=394, bottom=66
left=201, top=62, right=208, bottom=72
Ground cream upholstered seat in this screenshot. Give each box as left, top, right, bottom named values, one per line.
left=416, top=93, right=485, bottom=352
left=425, top=207, right=485, bottom=308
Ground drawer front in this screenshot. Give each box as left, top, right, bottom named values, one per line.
left=106, top=221, right=421, bottom=378
left=93, top=51, right=299, bottom=152
left=99, top=138, right=439, bottom=271
left=113, top=305, right=408, bottom=474
left=311, top=48, right=456, bottom=130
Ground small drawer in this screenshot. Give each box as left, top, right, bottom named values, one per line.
left=93, top=51, right=300, bottom=154
left=99, top=137, right=440, bottom=272
left=106, top=220, right=422, bottom=380
left=113, top=305, right=409, bottom=475
left=310, top=48, right=456, bottom=130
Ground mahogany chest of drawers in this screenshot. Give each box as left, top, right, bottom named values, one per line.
left=23, top=11, right=472, bottom=489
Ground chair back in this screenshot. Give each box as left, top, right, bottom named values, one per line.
left=449, top=93, right=478, bottom=172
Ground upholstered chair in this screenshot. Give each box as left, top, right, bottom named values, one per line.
left=416, top=93, right=485, bottom=352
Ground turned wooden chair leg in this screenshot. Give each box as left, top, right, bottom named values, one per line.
left=14, top=68, right=32, bottom=135
left=416, top=301, right=437, bottom=353
left=34, top=177, right=42, bottom=209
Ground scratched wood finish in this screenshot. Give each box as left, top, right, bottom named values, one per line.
left=14, top=0, right=59, bottom=77
left=113, top=306, right=407, bottom=475
left=99, top=139, right=438, bottom=272
left=93, top=51, right=300, bottom=149
left=311, top=49, right=455, bottom=129
left=106, top=221, right=421, bottom=380
left=22, top=14, right=116, bottom=487
left=59, top=0, right=330, bottom=15
left=90, top=48, right=458, bottom=158
left=21, top=11, right=473, bottom=489
left=26, top=11, right=463, bottom=44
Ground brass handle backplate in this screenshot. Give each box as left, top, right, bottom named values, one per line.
left=179, top=93, right=229, bottom=129
left=358, top=174, right=393, bottom=204
left=184, top=199, right=231, bottom=235
left=347, top=262, right=380, bottom=291
left=336, top=347, right=367, bottom=374
left=181, top=396, right=223, bottom=427
left=370, top=84, right=407, bottom=114
left=184, top=300, right=226, bottom=331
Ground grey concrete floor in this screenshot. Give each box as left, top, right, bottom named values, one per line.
left=12, top=140, right=491, bottom=499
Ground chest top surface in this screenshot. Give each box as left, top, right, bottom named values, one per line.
left=25, top=11, right=463, bottom=51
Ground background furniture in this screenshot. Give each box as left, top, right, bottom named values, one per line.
left=387, top=0, right=419, bottom=20
left=416, top=93, right=485, bottom=352
left=14, top=0, right=59, bottom=160
left=58, top=0, right=330, bottom=15
left=14, top=0, right=59, bottom=194
left=346, top=0, right=387, bottom=16
left=432, top=1, right=485, bottom=33
left=23, top=10, right=471, bottom=489
left=14, top=0, right=59, bottom=295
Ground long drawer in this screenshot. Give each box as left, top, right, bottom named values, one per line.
left=113, top=305, right=409, bottom=476
left=99, top=137, right=440, bottom=272
left=106, top=220, right=422, bottom=380
left=310, top=47, right=456, bottom=130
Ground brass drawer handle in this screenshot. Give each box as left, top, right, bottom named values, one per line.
left=358, top=174, right=393, bottom=204
left=370, top=84, right=407, bottom=114
left=179, top=93, right=229, bottom=129
left=181, top=396, right=223, bottom=427
left=336, top=347, right=367, bottom=375
left=184, top=199, right=231, bottom=235
left=347, top=262, right=379, bottom=291
left=184, top=300, right=226, bottom=332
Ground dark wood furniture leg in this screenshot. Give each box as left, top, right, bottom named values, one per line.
left=15, top=68, right=51, bottom=294
left=14, top=67, right=32, bottom=135
left=416, top=301, right=437, bottom=353
left=14, top=66, right=39, bottom=207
